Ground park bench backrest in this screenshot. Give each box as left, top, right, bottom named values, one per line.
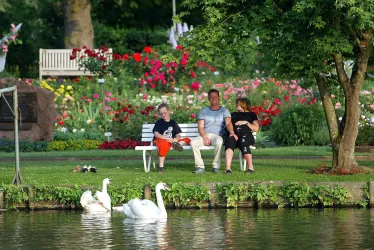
left=140, top=123, right=256, bottom=144
left=39, top=48, right=112, bottom=80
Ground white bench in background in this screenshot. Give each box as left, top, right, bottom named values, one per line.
left=135, top=123, right=256, bottom=172
left=39, top=48, right=112, bottom=80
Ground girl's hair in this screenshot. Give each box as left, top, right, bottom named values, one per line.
left=157, top=103, right=170, bottom=111
left=236, top=98, right=252, bottom=111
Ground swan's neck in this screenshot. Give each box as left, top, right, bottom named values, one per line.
left=102, top=183, right=107, bottom=193
left=156, top=186, right=167, bottom=217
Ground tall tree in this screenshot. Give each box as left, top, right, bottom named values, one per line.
left=64, top=0, right=94, bottom=48
left=180, top=0, right=374, bottom=171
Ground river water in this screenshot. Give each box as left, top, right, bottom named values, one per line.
left=0, top=208, right=373, bottom=249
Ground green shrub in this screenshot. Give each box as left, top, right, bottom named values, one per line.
left=270, top=104, right=328, bottom=146
left=356, top=122, right=374, bottom=146
left=46, top=140, right=101, bottom=151
left=54, top=131, right=105, bottom=141
left=46, top=141, right=68, bottom=151
left=0, top=138, right=48, bottom=152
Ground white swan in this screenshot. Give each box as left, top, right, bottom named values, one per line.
left=80, top=178, right=111, bottom=212
left=122, top=182, right=170, bottom=219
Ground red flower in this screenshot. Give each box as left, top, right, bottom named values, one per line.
left=122, top=54, right=129, bottom=60
left=132, top=53, right=142, bottom=62
left=129, top=109, right=135, bottom=115
left=102, top=65, right=107, bottom=69
left=73, top=77, right=79, bottom=82
left=260, top=119, right=272, bottom=127
left=284, top=95, right=290, bottom=102
left=190, top=71, right=196, bottom=78
left=122, top=107, right=128, bottom=112
left=143, top=46, right=152, bottom=53
left=191, top=82, right=200, bottom=90
left=190, top=113, right=196, bottom=119
left=58, top=120, right=64, bottom=126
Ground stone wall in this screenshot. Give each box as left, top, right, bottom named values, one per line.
left=0, top=78, right=55, bottom=141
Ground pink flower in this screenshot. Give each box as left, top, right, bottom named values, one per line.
left=274, top=98, right=281, bottom=105
left=87, top=99, right=92, bottom=103
left=93, top=94, right=99, bottom=99
left=335, top=102, right=341, bottom=109
left=106, top=92, right=112, bottom=97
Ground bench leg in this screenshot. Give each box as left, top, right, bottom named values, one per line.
left=239, top=151, right=247, bottom=171
left=143, top=150, right=148, bottom=172
left=147, top=150, right=154, bottom=172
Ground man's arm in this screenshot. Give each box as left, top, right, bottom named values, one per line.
left=198, top=120, right=206, bottom=137
left=225, top=117, right=235, bottom=135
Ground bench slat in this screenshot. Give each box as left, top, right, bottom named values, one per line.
left=39, top=48, right=112, bottom=80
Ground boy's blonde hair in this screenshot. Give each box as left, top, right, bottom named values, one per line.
left=157, top=103, right=170, bottom=111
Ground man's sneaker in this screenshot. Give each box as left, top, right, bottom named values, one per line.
left=192, top=167, right=205, bottom=174
left=246, top=169, right=254, bottom=174
left=172, top=142, right=184, bottom=152
left=157, top=167, right=164, bottom=173
left=225, top=169, right=232, bottom=175
left=212, top=168, right=220, bottom=173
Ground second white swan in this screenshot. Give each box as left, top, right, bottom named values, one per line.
left=123, top=182, right=170, bottom=219
left=80, top=178, right=111, bottom=212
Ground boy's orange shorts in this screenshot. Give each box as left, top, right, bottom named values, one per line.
left=154, top=138, right=191, bottom=157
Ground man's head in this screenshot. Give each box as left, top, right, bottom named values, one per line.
left=208, top=89, right=220, bottom=108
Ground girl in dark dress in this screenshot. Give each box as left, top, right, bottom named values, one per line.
left=225, top=98, right=259, bottom=174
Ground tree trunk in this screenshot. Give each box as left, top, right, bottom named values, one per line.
left=64, top=0, right=94, bottom=49
left=316, top=32, right=373, bottom=171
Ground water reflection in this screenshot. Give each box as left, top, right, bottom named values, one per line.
left=80, top=212, right=113, bottom=249
left=0, top=209, right=374, bottom=249
left=123, top=218, right=169, bottom=249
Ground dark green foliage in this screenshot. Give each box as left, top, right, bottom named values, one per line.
left=0, top=138, right=48, bottom=152
left=270, top=104, right=330, bottom=146
left=356, top=124, right=374, bottom=146
left=94, top=24, right=169, bottom=54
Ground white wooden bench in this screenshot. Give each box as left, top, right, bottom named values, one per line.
left=39, top=48, right=112, bottom=80
left=135, top=123, right=256, bottom=172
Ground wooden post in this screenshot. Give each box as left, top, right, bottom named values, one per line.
left=369, top=181, right=374, bottom=208
left=143, top=184, right=152, bottom=200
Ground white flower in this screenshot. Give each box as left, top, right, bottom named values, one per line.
left=61, top=127, right=67, bottom=133
left=201, top=72, right=206, bottom=75
left=174, top=87, right=180, bottom=92
left=87, top=119, right=92, bottom=124
left=72, top=129, right=77, bottom=133
left=80, top=128, right=85, bottom=132
left=214, top=71, right=220, bottom=76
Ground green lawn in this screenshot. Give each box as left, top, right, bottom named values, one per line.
left=0, top=146, right=373, bottom=186
left=1, top=146, right=370, bottom=158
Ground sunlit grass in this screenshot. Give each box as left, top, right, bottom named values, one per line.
left=1, top=157, right=373, bottom=186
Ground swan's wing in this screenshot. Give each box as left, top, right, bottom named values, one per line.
left=80, top=190, right=97, bottom=208
left=141, top=199, right=160, bottom=213
left=126, top=198, right=160, bottom=218
left=123, top=203, right=137, bottom=218
left=95, top=191, right=111, bottom=211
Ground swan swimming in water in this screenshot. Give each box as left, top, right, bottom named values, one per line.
left=122, top=182, right=170, bottom=219
left=80, top=178, right=111, bottom=212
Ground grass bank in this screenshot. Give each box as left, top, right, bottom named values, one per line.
left=0, top=146, right=373, bottom=186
